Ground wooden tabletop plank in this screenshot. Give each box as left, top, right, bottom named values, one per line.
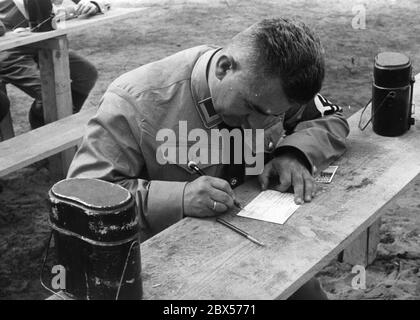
left=140, top=74, right=420, bottom=300
left=0, top=7, right=146, bottom=51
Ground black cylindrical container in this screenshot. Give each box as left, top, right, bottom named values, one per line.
left=372, top=52, right=415, bottom=136
left=24, top=0, right=55, bottom=32
left=47, top=178, right=142, bottom=300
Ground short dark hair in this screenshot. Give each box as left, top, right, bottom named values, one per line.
left=234, top=18, right=325, bottom=104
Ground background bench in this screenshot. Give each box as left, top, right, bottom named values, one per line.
left=0, top=107, right=96, bottom=178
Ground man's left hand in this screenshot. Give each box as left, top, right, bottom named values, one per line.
left=258, top=150, right=317, bottom=204
left=75, top=0, right=98, bottom=16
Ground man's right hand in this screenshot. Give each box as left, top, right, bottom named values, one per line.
left=183, top=176, right=235, bottom=217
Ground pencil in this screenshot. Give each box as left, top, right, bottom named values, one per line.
left=216, top=218, right=265, bottom=247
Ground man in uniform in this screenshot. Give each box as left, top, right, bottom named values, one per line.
left=68, top=18, right=350, bottom=299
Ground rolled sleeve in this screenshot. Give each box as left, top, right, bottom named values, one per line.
left=275, top=113, right=350, bottom=174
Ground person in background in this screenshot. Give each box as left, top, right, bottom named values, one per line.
left=52, top=0, right=110, bottom=19
left=0, top=0, right=108, bottom=128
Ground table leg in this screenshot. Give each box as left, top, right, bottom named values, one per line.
left=342, top=218, right=382, bottom=266
left=37, top=36, right=74, bottom=180
left=343, top=229, right=368, bottom=266
left=367, top=218, right=381, bottom=265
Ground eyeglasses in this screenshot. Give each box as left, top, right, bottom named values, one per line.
left=247, top=100, right=300, bottom=117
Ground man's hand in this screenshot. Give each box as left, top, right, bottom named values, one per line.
left=183, top=176, right=236, bottom=218
left=259, top=150, right=316, bottom=204
left=75, top=0, right=98, bottom=16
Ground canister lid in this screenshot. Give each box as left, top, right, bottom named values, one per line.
left=51, top=178, right=132, bottom=210
left=375, top=52, right=410, bottom=68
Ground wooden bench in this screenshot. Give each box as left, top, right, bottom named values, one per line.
left=0, top=107, right=96, bottom=178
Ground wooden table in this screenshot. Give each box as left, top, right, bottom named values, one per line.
left=47, top=76, right=419, bottom=300
left=139, top=75, right=420, bottom=300
left=0, top=7, right=145, bottom=179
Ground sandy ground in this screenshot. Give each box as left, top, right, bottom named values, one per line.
left=0, top=0, right=419, bottom=299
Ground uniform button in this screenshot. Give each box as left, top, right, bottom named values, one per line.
left=267, top=141, right=274, bottom=152
left=230, top=178, right=238, bottom=187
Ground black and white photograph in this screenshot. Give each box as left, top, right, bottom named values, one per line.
left=0, top=0, right=419, bottom=306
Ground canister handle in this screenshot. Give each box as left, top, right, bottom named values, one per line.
left=39, top=231, right=72, bottom=300
left=409, top=75, right=415, bottom=125
left=115, top=240, right=140, bottom=300
left=358, top=91, right=396, bottom=131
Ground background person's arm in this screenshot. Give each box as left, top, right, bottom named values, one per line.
left=71, top=0, right=109, bottom=15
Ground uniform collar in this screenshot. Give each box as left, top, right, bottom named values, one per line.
left=191, top=47, right=223, bottom=129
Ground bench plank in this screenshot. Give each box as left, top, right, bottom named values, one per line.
left=140, top=74, right=420, bottom=300
left=0, top=107, right=96, bottom=177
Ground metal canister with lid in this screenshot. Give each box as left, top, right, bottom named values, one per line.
left=43, top=178, right=142, bottom=300
left=372, top=52, right=415, bottom=136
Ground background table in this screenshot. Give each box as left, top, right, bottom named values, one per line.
left=0, top=7, right=145, bottom=179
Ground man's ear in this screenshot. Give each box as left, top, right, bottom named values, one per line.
left=215, top=54, right=235, bottom=80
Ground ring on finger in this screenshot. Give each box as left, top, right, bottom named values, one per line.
left=212, top=201, right=217, bottom=211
